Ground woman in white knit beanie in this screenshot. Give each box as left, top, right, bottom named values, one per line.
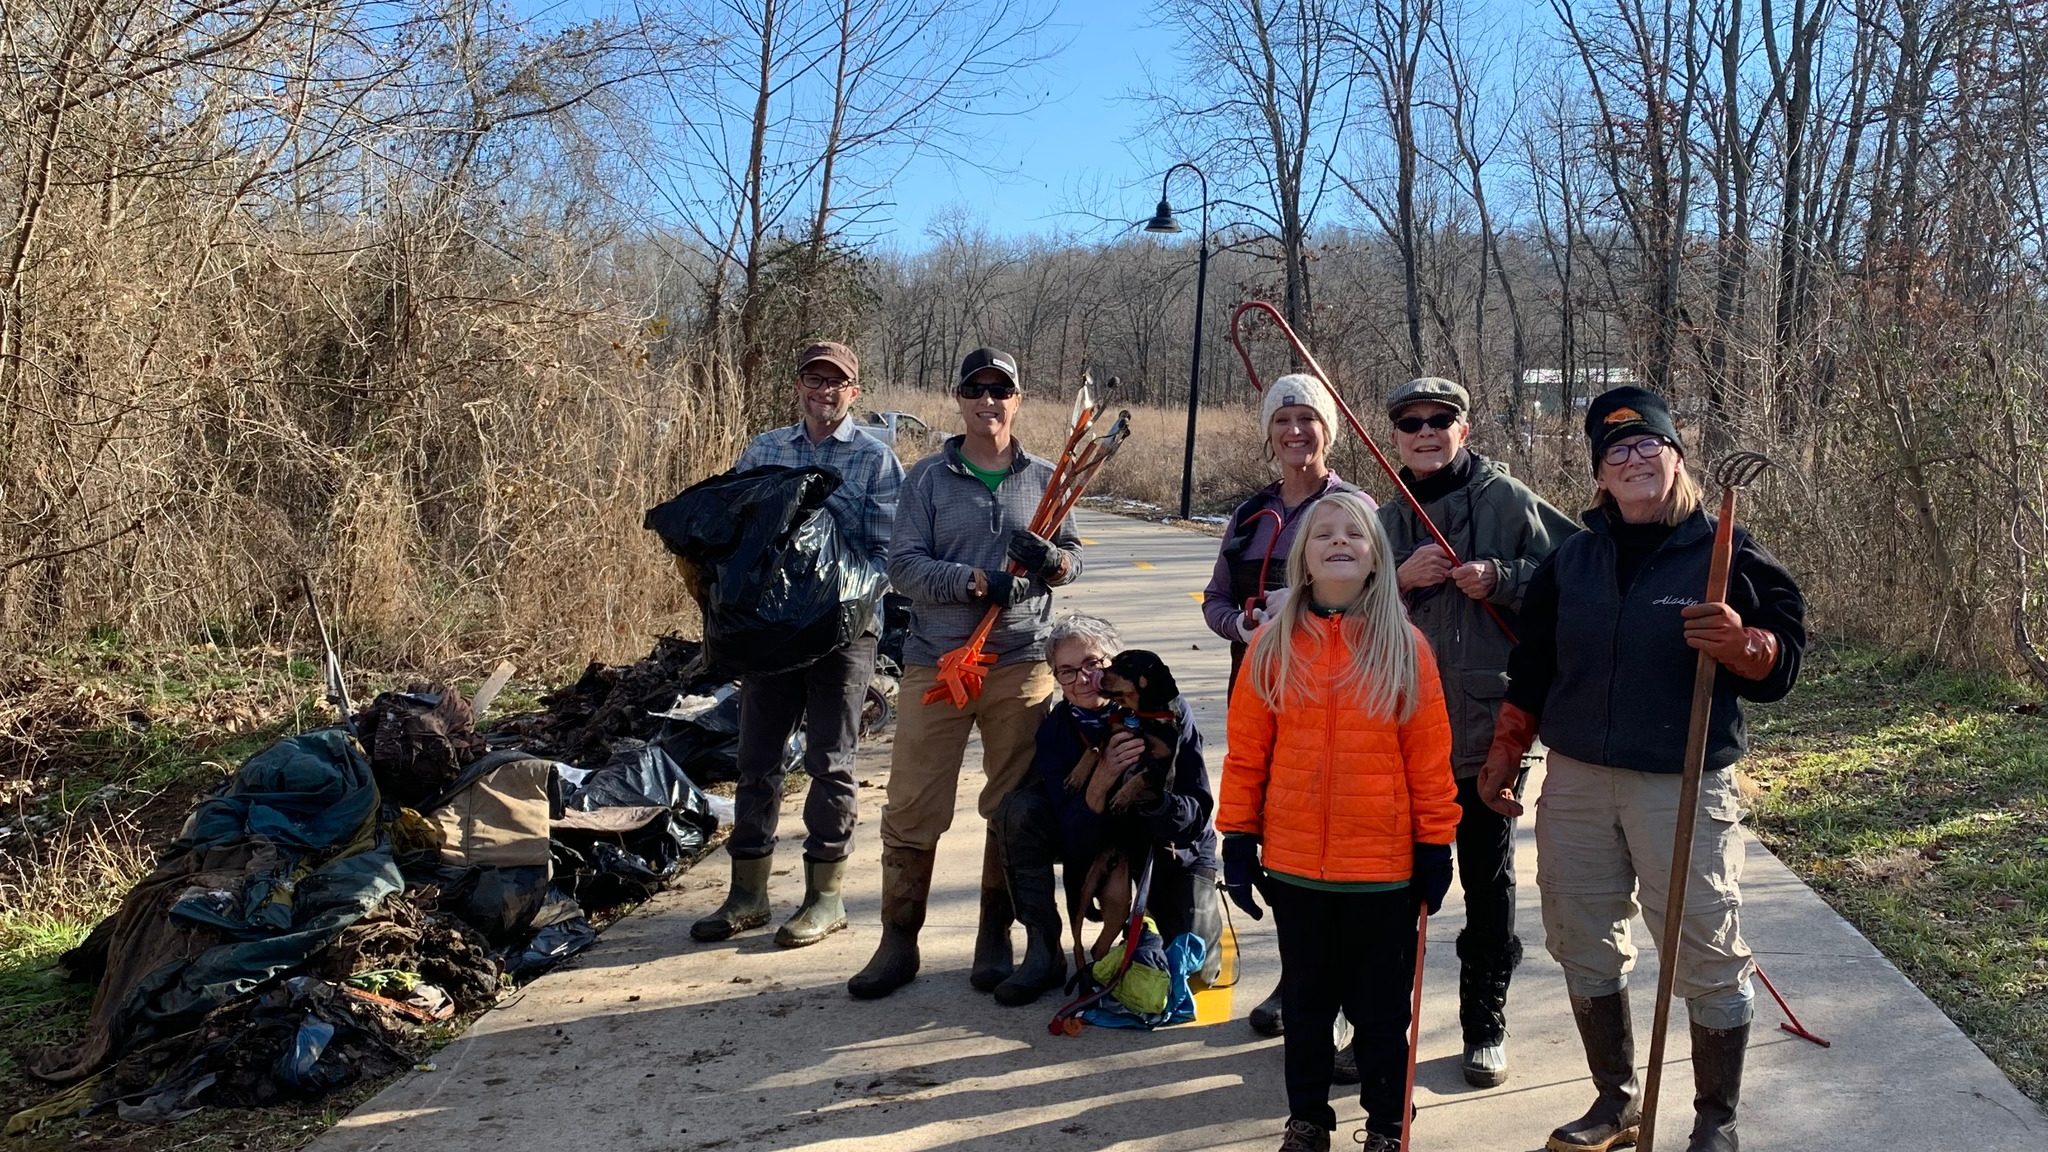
left=1200, top=369, right=1374, bottom=1056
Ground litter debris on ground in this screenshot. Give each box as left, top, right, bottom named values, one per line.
left=9, top=632, right=788, bottom=1135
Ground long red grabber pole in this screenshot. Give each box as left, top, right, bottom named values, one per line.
left=1227, top=300, right=1516, bottom=643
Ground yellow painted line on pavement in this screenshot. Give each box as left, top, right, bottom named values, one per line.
left=1133, top=560, right=1156, bottom=570
left=1079, top=537, right=1099, bottom=546
left=1186, top=591, right=1203, bottom=602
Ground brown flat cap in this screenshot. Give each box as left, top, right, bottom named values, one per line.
left=798, top=341, right=859, bottom=379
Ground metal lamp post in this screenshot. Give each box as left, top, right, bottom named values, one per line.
left=1145, top=162, right=1210, bottom=521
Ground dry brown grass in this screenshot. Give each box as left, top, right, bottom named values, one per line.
left=865, top=386, right=1275, bottom=515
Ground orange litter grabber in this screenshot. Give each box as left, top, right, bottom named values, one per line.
left=1401, top=910, right=1428, bottom=1152
left=923, top=377, right=1134, bottom=708
left=1227, top=300, right=1517, bottom=645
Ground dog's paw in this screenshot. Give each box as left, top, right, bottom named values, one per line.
left=1063, top=748, right=1100, bottom=793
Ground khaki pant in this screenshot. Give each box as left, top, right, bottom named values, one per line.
left=878, top=661, right=1056, bottom=852
left=1534, top=751, right=1756, bottom=1028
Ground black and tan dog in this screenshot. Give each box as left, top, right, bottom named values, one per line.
left=1061, top=649, right=1182, bottom=976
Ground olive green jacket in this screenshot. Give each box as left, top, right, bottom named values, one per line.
left=1377, top=452, right=1578, bottom=777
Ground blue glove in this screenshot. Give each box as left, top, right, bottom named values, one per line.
left=1413, top=842, right=1453, bottom=915
left=1222, top=835, right=1266, bottom=921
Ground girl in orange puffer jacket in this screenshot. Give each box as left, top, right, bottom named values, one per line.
left=1218, top=490, right=1461, bottom=1152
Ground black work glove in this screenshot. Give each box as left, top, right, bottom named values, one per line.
left=1221, top=834, right=1266, bottom=921
left=977, top=570, right=1030, bottom=606
left=1413, top=842, right=1453, bottom=915
left=1007, top=529, right=1066, bottom=582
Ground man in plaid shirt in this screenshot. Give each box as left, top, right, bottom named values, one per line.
left=690, top=341, right=904, bottom=949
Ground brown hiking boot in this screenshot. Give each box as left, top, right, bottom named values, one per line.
left=847, top=845, right=935, bottom=1000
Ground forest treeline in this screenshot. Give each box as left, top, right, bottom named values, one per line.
left=5, top=0, right=2045, bottom=681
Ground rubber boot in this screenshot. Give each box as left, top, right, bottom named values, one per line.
left=1685, top=1020, right=1747, bottom=1152
left=847, top=845, right=935, bottom=999
left=1459, top=930, right=1522, bottom=1088
left=969, top=829, right=1015, bottom=992
left=690, top=853, right=773, bottom=942
left=1547, top=991, right=1641, bottom=1152
left=992, top=840, right=1066, bottom=1006
left=1249, top=973, right=1285, bottom=1037
left=774, top=855, right=847, bottom=948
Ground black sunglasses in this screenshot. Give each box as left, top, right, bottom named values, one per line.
left=1393, top=412, right=1460, bottom=434
left=956, top=380, right=1018, bottom=400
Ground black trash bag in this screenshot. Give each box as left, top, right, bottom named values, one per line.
left=504, top=918, right=597, bottom=980
left=877, top=590, right=912, bottom=674
left=553, top=745, right=719, bottom=909
left=650, top=692, right=802, bottom=786
left=645, top=465, right=884, bottom=677
left=503, top=902, right=599, bottom=981
left=565, top=743, right=719, bottom=821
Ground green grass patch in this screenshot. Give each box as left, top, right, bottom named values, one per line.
left=1747, top=640, right=2048, bottom=1107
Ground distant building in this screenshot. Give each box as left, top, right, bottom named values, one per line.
left=1519, top=367, right=1640, bottom=419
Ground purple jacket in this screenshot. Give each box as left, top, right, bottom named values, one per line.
left=1200, top=472, right=1369, bottom=644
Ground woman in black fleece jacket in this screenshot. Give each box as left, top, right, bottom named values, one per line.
left=1479, top=387, right=1806, bottom=1152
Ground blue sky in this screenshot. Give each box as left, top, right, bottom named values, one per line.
left=882, top=1, right=1167, bottom=240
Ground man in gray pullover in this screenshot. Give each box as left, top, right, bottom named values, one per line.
left=847, top=346, right=1084, bottom=1000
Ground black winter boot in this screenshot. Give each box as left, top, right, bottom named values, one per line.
left=847, top=845, right=935, bottom=1000
left=1458, top=929, right=1523, bottom=1088
left=1547, top=991, right=1641, bottom=1152
left=691, top=853, right=773, bottom=942
left=992, top=837, right=1065, bottom=1006
left=1686, top=1020, right=1747, bottom=1152
left=1249, top=974, right=1285, bottom=1037
left=969, top=828, right=1015, bottom=992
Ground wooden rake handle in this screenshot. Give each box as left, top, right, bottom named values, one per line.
left=1636, top=483, right=1740, bottom=1152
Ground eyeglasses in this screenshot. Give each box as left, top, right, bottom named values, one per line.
left=799, top=372, right=852, bottom=392
left=1602, top=438, right=1672, bottom=466
left=1052, top=656, right=1107, bottom=684
left=1393, top=412, right=1460, bottom=434
left=956, top=380, right=1019, bottom=400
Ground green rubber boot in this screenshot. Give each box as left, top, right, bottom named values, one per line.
left=775, top=855, right=848, bottom=948
left=691, top=853, right=773, bottom=942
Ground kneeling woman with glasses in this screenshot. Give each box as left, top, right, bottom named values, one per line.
left=986, top=613, right=1223, bottom=1006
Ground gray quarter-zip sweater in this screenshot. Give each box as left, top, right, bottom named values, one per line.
left=888, top=434, right=1084, bottom=668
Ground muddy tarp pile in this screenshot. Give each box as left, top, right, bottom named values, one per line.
left=11, top=639, right=755, bottom=1134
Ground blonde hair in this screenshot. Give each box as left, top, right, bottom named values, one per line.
left=1242, top=491, right=1422, bottom=720
left=1592, top=456, right=1704, bottom=526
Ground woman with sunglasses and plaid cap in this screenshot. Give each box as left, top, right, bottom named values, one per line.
left=1479, top=385, right=1807, bottom=1152
left=847, top=346, right=1086, bottom=1002
left=1376, top=376, right=1578, bottom=1090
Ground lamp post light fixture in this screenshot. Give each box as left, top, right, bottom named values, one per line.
left=1145, top=162, right=1210, bottom=522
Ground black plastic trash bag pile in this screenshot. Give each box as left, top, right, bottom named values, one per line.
left=645, top=465, right=886, bottom=677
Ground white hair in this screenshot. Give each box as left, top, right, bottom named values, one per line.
left=1045, top=613, right=1122, bottom=663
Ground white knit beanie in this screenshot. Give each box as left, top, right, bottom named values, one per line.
left=1260, top=372, right=1340, bottom=436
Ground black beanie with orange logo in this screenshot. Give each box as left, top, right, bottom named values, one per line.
left=1584, top=386, right=1684, bottom=473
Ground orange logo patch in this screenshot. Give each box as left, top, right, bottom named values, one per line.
left=1603, top=406, right=1642, bottom=425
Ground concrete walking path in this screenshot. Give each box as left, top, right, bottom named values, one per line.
left=316, top=508, right=2047, bottom=1151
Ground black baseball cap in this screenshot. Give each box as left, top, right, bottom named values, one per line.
left=957, top=347, right=1020, bottom=388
